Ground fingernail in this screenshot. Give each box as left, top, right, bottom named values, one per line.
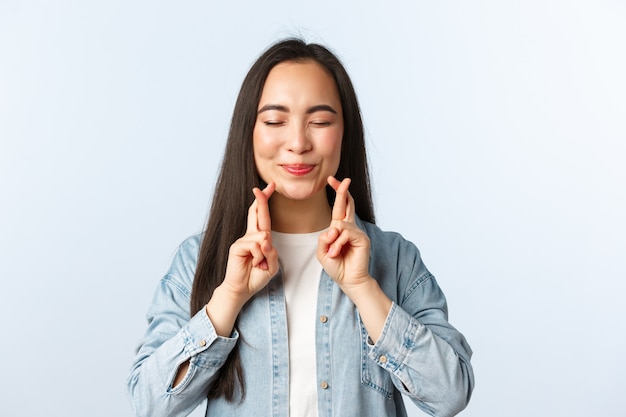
left=259, top=259, right=268, bottom=270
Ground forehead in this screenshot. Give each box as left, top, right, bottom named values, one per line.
left=259, top=60, right=341, bottom=106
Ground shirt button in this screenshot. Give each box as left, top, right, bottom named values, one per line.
left=319, top=315, right=328, bottom=323
left=199, top=340, right=207, bottom=347
left=379, top=355, right=388, bottom=363
left=320, top=381, right=329, bottom=389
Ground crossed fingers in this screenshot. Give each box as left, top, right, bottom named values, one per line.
left=241, top=182, right=275, bottom=270
left=328, top=176, right=355, bottom=223
left=247, top=182, right=275, bottom=233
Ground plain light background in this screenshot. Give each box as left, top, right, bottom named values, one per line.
left=1, top=1, right=624, bottom=416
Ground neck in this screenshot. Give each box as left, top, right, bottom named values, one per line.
left=269, top=191, right=331, bottom=233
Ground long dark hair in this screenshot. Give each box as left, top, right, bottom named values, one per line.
left=191, top=38, right=375, bottom=402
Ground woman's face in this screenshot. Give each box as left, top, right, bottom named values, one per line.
left=253, top=60, right=344, bottom=203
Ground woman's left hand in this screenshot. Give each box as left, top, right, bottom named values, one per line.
left=318, top=176, right=393, bottom=343
left=317, top=176, right=372, bottom=292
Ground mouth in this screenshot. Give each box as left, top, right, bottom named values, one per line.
left=281, top=164, right=315, bottom=176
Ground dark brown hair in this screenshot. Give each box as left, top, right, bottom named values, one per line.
left=190, top=38, right=375, bottom=402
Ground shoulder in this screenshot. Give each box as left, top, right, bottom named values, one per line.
left=175, top=233, right=203, bottom=260
left=162, top=233, right=203, bottom=295
left=356, top=217, right=421, bottom=259
left=356, top=217, right=433, bottom=301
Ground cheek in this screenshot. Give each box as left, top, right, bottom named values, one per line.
left=319, top=128, right=343, bottom=162
left=252, top=129, right=275, bottom=160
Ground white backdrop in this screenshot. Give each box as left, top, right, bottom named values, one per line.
left=1, top=1, right=625, bottom=416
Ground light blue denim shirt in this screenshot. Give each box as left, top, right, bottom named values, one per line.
left=127, top=218, right=474, bottom=417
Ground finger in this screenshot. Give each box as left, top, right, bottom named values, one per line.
left=327, top=175, right=341, bottom=191
left=319, top=227, right=340, bottom=246
left=247, top=199, right=259, bottom=232
left=236, top=231, right=273, bottom=246
left=229, top=239, right=265, bottom=269
left=252, top=182, right=275, bottom=232
left=317, top=227, right=340, bottom=259
left=240, top=231, right=275, bottom=271
left=230, top=233, right=267, bottom=255
left=254, top=235, right=279, bottom=272
left=246, top=239, right=273, bottom=270
left=261, top=181, right=276, bottom=198
left=345, top=191, right=356, bottom=223
left=328, top=176, right=351, bottom=221
left=260, top=238, right=278, bottom=273
left=327, top=228, right=352, bottom=258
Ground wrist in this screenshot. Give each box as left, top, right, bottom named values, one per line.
left=215, top=282, right=252, bottom=309
left=341, top=277, right=392, bottom=343
left=205, top=286, right=247, bottom=337
left=340, top=276, right=384, bottom=306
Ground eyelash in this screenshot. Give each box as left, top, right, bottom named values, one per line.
left=263, top=121, right=331, bottom=127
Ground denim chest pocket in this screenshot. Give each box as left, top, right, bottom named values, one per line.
left=359, top=318, right=395, bottom=400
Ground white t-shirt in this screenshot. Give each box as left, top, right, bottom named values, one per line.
left=272, top=230, right=324, bottom=417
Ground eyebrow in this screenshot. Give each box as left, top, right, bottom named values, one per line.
left=257, top=104, right=338, bottom=115
left=306, top=104, right=337, bottom=115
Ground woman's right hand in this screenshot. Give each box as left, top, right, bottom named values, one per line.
left=220, top=182, right=278, bottom=306
left=206, top=182, right=277, bottom=336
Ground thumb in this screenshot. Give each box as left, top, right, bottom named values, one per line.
left=317, top=227, right=339, bottom=260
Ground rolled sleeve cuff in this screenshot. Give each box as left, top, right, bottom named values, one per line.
left=182, top=307, right=239, bottom=368
left=367, top=302, right=422, bottom=372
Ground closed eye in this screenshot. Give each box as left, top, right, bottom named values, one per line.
left=311, top=121, right=331, bottom=126
left=264, top=121, right=285, bottom=126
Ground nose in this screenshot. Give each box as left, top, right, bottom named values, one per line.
left=285, top=122, right=311, bottom=154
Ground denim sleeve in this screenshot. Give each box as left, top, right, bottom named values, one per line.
left=127, top=240, right=238, bottom=417
left=368, top=241, right=474, bottom=417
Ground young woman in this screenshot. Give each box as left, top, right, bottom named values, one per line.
left=127, top=39, right=474, bottom=417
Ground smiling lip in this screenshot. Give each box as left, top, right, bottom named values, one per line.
left=281, top=164, right=315, bottom=176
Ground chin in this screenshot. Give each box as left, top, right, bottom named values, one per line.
left=276, top=184, right=325, bottom=202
